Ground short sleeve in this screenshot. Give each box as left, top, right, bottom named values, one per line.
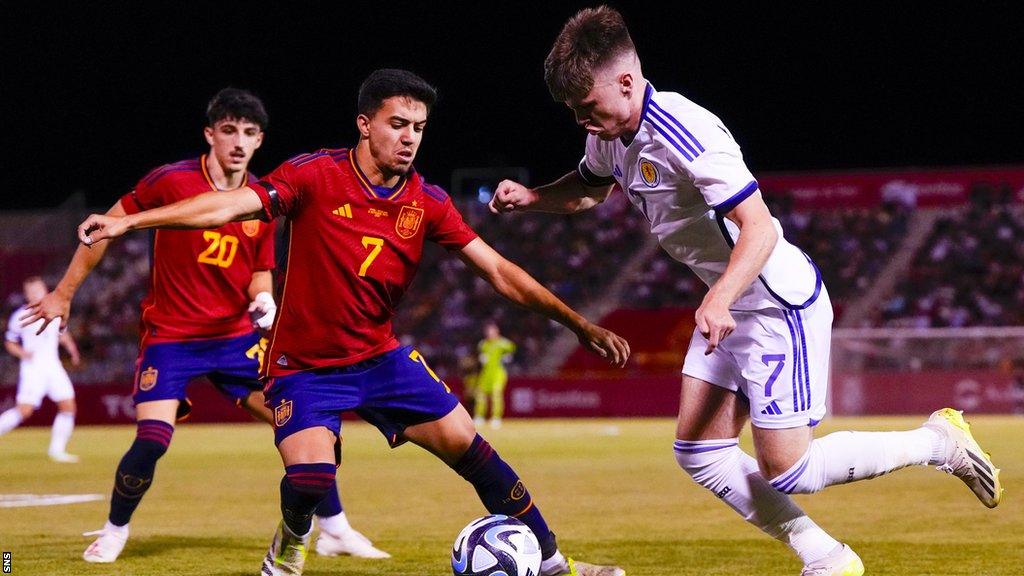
left=254, top=219, right=276, bottom=271
left=576, top=135, right=616, bottom=187
left=649, top=101, right=758, bottom=214
left=250, top=157, right=315, bottom=221
left=5, top=310, right=22, bottom=343
left=427, top=191, right=478, bottom=251
left=120, top=173, right=170, bottom=215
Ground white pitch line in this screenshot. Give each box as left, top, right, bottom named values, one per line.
left=0, top=494, right=105, bottom=508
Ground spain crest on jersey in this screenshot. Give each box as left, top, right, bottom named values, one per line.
left=396, top=205, right=424, bottom=239
left=274, top=399, right=293, bottom=427
left=242, top=220, right=261, bottom=237
left=139, top=367, right=158, bottom=391
left=638, top=158, right=661, bottom=187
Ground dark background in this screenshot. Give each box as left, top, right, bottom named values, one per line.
left=2, top=2, right=1019, bottom=209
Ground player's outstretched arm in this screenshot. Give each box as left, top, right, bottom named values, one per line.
left=696, top=191, right=778, bottom=354
left=78, top=187, right=264, bottom=246
left=58, top=329, right=81, bottom=366
left=489, top=171, right=613, bottom=215
left=459, top=238, right=630, bottom=367
left=21, top=200, right=127, bottom=333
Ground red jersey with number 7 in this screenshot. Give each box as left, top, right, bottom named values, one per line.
left=248, top=147, right=477, bottom=377
left=119, top=156, right=276, bottom=345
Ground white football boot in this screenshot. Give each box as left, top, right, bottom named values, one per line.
left=800, top=544, right=865, bottom=576
left=82, top=522, right=129, bottom=563
left=261, top=521, right=311, bottom=576
left=49, top=450, right=80, bottom=463
left=315, top=527, right=390, bottom=559
left=924, top=408, right=1003, bottom=508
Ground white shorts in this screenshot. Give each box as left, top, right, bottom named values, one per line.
left=682, top=289, right=833, bottom=429
left=17, top=364, right=75, bottom=408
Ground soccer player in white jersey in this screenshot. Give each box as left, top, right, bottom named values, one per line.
left=1, top=276, right=81, bottom=462
left=490, top=6, right=1002, bottom=575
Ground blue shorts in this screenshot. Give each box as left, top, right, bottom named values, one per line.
left=265, top=345, right=459, bottom=447
left=134, top=332, right=265, bottom=407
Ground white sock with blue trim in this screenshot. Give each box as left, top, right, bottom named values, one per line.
left=770, top=428, right=945, bottom=495
left=674, top=439, right=840, bottom=564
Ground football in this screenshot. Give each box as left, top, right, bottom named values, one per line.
left=451, top=515, right=543, bottom=576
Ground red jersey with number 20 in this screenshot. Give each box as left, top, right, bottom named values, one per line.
left=249, top=148, right=477, bottom=377
left=120, top=156, right=276, bottom=344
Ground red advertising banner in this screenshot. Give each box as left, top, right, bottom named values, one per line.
left=830, top=370, right=1024, bottom=416
left=5, top=369, right=1020, bottom=426
left=0, top=381, right=259, bottom=426
left=758, top=166, right=1024, bottom=209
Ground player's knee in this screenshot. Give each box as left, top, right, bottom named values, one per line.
left=673, top=438, right=742, bottom=491
left=17, top=405, right=35, bottom=419
left=768, top=443, right=825, bottom=495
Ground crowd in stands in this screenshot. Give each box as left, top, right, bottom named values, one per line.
left=2, top=182, right=1021, bottom=385
left=624, top=192, right=912, bottom=309
left=879, top=184, right=1024, bottom=327
left=393, top=189, right=649, bottom=377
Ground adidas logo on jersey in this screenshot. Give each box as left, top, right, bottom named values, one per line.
left=332, top=204, right=353, bottom=218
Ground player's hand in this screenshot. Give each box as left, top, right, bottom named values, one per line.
left=695, top=295, right=736, bottom=355
left=489, top=180, right=539, bottom=214
left=20, top=290, right=71, bottom=334
left=248, top=291, right=277, bottom=331
left=78, top=213, right=130, bottom=246
left=21, top=350, right=34, bottom=361
left=576, top=322, right=631, bottom=368
left=70, top=350, right=82, bottom=367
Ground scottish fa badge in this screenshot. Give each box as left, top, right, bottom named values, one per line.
left=274, top=400, right=293, bottom=427
left=638, top=158, right=661, bottom=187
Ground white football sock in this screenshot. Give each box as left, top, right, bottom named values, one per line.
left=105, top=519, right=130, bottom=534
left=674, top=439, right=840, bottom=564
left=0, top=407, right=24, bottom=435
left=316, top=511, right=351, bottom=534
left=49, top=411, right=75, bottom=454
left=771, top=428, right=945, bottom=494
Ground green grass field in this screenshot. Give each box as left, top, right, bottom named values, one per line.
left=1, top=417, right=1021, bottom=575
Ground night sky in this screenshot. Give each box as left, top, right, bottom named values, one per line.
left=2, top=2, right=1019, bottom=210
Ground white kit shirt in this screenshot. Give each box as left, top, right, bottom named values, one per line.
left=578, top=83, right=822, bottom=311
left=6, top=306, right=62, bottom=368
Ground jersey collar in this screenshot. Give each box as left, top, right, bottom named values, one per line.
left=348, top=149, right=410, bottom=201
left=621, top=82, right=655, bottom=147
left=200, top=154, right=249, bottom=191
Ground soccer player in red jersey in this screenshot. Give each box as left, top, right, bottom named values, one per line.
left=77, top=69, right=632, bottom=576
left=24, top=88, right=385, bottom=563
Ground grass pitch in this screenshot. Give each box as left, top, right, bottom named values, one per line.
left=0, top=417, right=1021, bottom=575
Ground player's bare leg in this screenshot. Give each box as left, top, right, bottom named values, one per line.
left=404, top=404, right=624, bottom=576
left=48, top=397, right=79, bottom=462
left=242, top=392, right=389, bottom=560
left=0, top=403, right=35, bottom=436
left=672, top=376, right=855, bottom=575
left=83, top=399, right=177, bottom=563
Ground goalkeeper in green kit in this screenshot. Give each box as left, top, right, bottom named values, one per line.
left=474, top=322, right=516, bottom=429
